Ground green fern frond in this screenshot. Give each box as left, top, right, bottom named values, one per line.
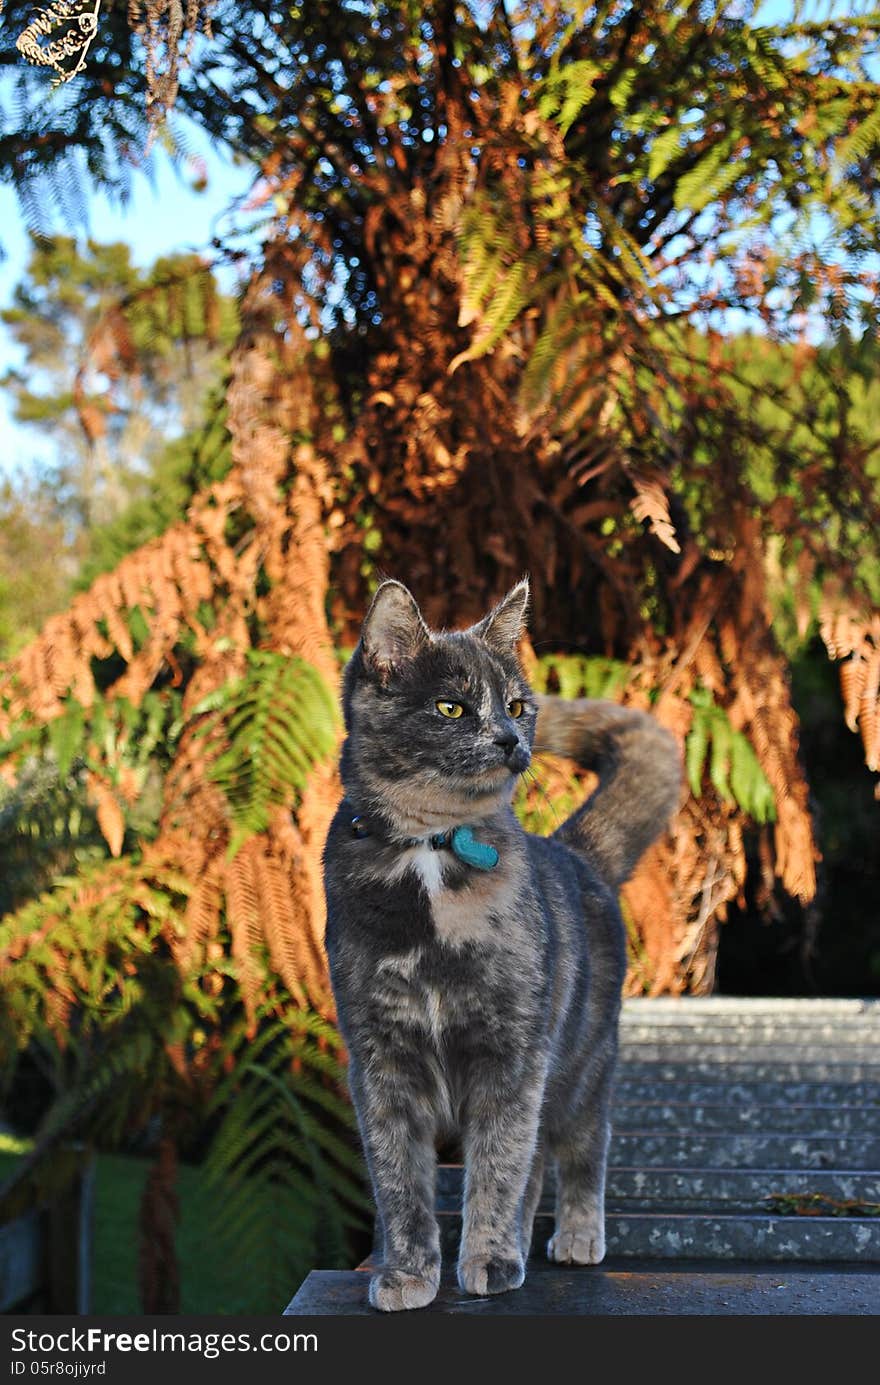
left=743, top=25, right=792, bottom=94
left=833, top=100, right=880, bottom=176
left=686, top=705, right=711, bottom=799
left=518, top=287, right=598, bottom=414
left=538, top=59, right=600, bottom=136
left=530, top=654, right=633, bottom=700
left=673, top=135, right=738, bottom=214
left=200, top=1036, right=369, bottom=1309
left=47, top=701, right=87, bottom=778
left=686, top=689, right=776, bottom=823
left=449, top=193, right=549, bottom=372
left=450, top=257, right=536, bottom=371
left=648, top=125, right=682, bottom=183
left=191, top=651, right=337, bottom=857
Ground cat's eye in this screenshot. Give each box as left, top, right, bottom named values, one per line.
left=436, top=700, right=464, bottom=719
left=508, top=699, right=525, bottom=719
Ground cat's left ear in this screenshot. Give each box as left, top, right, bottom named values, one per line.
left=472, top=577, right=530, bottom=654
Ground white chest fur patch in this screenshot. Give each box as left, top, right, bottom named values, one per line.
left=382, top=843, right=446, bottom=895
left=409, top=845, right=445, bottom=896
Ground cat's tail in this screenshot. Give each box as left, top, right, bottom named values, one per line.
left=533, top=695, right=682, bottom=889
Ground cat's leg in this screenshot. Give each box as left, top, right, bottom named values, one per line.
left=367, top=1209, right=384, bottom=1268
left=457, top=1066, right=544, bottom=1296
left=347, top=1051, right=441, bottom=1311
left=519, top=1144, right=545, bottom=1261
left=547, top=1058, right=615, bottom=1265
left=548, top=1115, right=611, bottom=1264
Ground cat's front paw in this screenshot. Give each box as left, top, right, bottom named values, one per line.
left=368, top=1267, right=439, bottom=1312
left=458, top=1254, right=525, bottom=1297
left=547, top=1217, right=606, bottom=1265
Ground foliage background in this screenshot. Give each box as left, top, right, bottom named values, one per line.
left=0, top=0, right=878, bottom=1311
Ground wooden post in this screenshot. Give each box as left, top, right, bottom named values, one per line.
left=44, top=1147, right=95, bottom=1313
left=0, top=1143, right=95, bottom=1313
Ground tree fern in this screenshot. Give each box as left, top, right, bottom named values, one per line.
left=191, top=651, right=337, bottom=858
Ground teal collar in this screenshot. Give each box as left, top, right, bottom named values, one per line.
left=351, top=816, right=499, bottom=871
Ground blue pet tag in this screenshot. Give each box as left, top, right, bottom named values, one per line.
left=449, top=825, right=499, bottom=871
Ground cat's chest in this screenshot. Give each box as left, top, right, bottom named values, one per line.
left=347, top=849, right=540, bottom=1043
left=372, top=941, right=494, bottom=1042
left=374, top=950, right=450, bottom=1043
left=389, top=844, right=523, bottom=947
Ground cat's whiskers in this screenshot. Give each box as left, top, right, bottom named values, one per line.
left=521, top=764, right=564, bottom=832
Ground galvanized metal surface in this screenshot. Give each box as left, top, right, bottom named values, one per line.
left=285, top=1265, right=880, bottom=1316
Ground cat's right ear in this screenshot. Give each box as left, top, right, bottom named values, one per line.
left=359, top=581, right=430, bottom=680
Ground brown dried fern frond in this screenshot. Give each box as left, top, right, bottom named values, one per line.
left=15, top=1, right=103, bottom=85
left=0, top=243, right=342, bottom=1038
left=622, top=799, right=746, bottom=997
left=129, top=1, right=213, bottom=128
left=819, top=598, right=880, bottom=774
left=85, top=769, right=126, bottom=857
left=0, top=477, right=245, bottom=735
left=225, top=839, right=266, bottom=1033
left=629, top=474, right=681, bottom=555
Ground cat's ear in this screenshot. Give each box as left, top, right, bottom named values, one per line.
left=360, top=580, right=430, bottom=678
left=472, top=577, right=530, bottom=653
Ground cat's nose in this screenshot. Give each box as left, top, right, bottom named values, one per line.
left=494, top=729, right=518, bottom=753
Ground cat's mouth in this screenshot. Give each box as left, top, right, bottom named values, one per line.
left=478, top=748, right=531, bottom=778
left=504, top=746, right=531, bottom=775
left=462, top=759, right=528, bottom=793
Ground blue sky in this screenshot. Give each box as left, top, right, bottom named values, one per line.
left=0, top=126, right=254, bottom=480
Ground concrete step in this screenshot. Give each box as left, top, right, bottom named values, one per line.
left=611, top=1101, right=880, bottom=1134
left=619, top=1024, right=880, bottom=1045
left=610, top=1168, right=880, bottom=1210
left=620, top=997, right=879, bottom=1017
left=618, top=1042, right=880, bottom=1064
left=285, top=1264, right=880, bottom=1315
left=613, top=1077, right=880, bottom=1106
left=433, top=1207, right=880, bottom=1263
left=436, top=1164, right=880, bottom=1212
left=617, top=1059, right=880, bottom=1082
left=603, top=1211, right=880, bottom=1261
left=619, top=1016, right=880, bottom=1033
left=608, top=1132, right=880, bottom=1170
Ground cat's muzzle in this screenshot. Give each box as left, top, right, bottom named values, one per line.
left=505, top=745, right=531, bottom=774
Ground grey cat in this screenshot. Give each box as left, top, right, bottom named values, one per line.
left=323, top=578, right=681, bottom=1311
